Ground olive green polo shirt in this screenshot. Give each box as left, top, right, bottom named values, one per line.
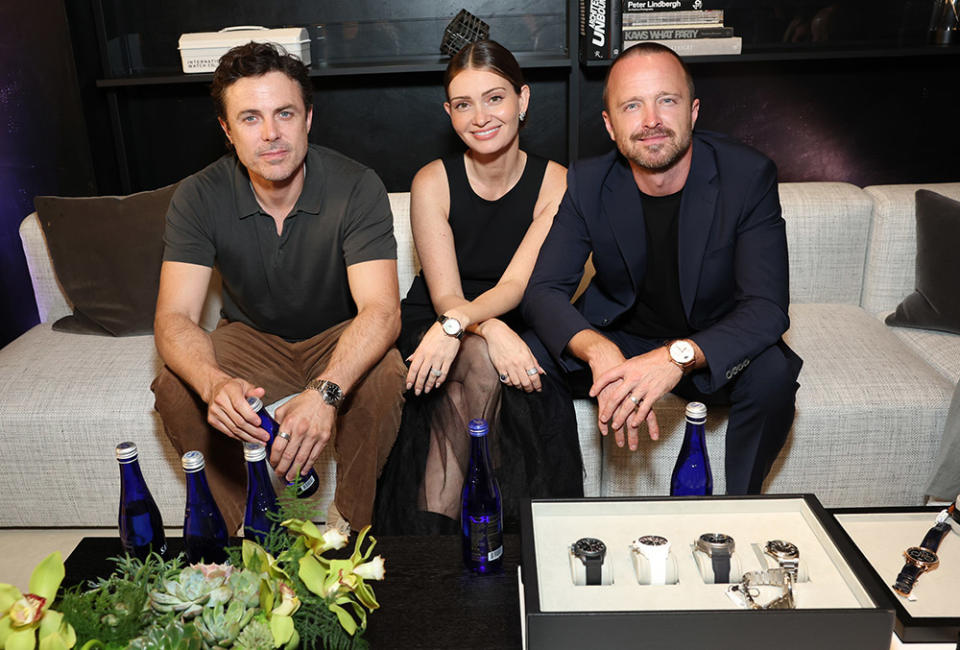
left=163, top=144, right=396, bottom=341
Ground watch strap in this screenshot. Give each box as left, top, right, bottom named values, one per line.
left=585, top=557, right=602, bottom=585
left=712, top=552, right=731, bottom=583
left=920, top=521, right=952, bottom=552
left=893, top=563, right=923, bottom=595
left=649, top=554, right=667, bottom=586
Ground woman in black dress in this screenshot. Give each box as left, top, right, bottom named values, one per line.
left=375, top=40, right=582, bottom=533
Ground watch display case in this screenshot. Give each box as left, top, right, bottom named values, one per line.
left=519, top=495, right=893, bottom=650
left=832, top=507, right=960, bottom=644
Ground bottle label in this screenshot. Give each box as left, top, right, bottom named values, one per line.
left=468, top=514, right=503, bottom=563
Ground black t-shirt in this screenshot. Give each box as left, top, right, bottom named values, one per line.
left=163, top=144, right=396, bottom=341
left=620, top=189, right=692, bottom=340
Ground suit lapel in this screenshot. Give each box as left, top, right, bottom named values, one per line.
left=604, top=158, right=646, bottom=295
left=678, top=138, right=718, bottom=317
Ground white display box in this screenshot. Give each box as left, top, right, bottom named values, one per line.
left=834, top=507, right=960, bottom=644
left=178, top=27, right=310, bottom=74
left=519, top=495, right=894, bottom=650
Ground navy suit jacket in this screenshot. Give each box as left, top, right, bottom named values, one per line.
left=522, top=130, right=792, bottom=394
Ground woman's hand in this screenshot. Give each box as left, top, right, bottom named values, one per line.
left=480, top=319, right=544, bottom=393
left=406, top=321, right=462, bottom=395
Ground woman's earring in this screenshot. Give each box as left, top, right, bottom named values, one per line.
left=519, top=111, right=526, bottom=122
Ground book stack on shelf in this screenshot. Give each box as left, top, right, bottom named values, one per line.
left=580, top=0, right=741, bottom=61
left=622, top=0, right=741, bottom=56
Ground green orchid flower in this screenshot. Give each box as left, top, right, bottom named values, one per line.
left=239, top=540, right=300, bottom=649
left=295, top=526, right=384, bottom=637
left=280, top=519, right=348, bottom=557
left=0, top=552, right=76, bottom=650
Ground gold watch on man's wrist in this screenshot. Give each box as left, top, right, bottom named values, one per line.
left=666, top=339, right=696, bottom=373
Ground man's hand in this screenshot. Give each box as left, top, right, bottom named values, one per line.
left=480, top=319, right=544, bottom=393
left=405, top=321, right=461, bottom=395
left=272, top=389, right=336, bottom=481
left=205, top=378, right=270, bottom=445
left=590, top=347, right=684, bottom=449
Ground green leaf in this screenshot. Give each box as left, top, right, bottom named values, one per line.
left=0, top=585, right=22, bottom=612
left=5, top=626, right=38, bottom=650
left=297, top=556, right=328, bottom=596
left=327, top=603, right=356, bottom=636
left=28, top=553, right=64, bottom=603
left=269, top=614, right=294, bottom=645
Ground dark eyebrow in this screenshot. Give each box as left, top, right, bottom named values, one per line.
left=448, top=86, right=508, bottom=103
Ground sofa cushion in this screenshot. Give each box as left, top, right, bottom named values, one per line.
left=885, top=190, right=960, bottom=335
left=34, top=184, right=178, bottom=336
left=600, top=304, right=952, bottom=506
left=880, top=311, right=960, bottom=384
left=862, top=183, right=960, bottom=315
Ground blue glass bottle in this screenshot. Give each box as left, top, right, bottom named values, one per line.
left=181, top=450, right=228, bottom=564
left=243, top=442, right=279, bottom=544
left=246, top=396, right=320, bottom=498
left=670, top=402, right=713, bottom=496
left=116, top=442, right=167, bottom=560
left=461, top=418, right=503, bottom=574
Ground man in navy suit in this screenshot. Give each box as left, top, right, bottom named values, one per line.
left=521, top=42, right=802, bottom=494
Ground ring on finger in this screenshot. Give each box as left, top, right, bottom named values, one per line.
left=499, top=373, right=509, bottom=383
left=278, top=431, right=291, bottom=441
left=629, top=395, right=640, bottom=407
left=526, top=367, right=538, bottom=376
left=430, top=367, right=442, bottom=378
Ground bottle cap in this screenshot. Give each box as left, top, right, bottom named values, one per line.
left=468, top=418, right=489, bottom=437
left=181, top=450, right=205, bottom=472
left=244, top=442, right=267, bottom=462
left=247, top=396, right=264, bottom=412
left=115, top=441, right=138, bottom=462
left=685, top=401, right=707, bottom=424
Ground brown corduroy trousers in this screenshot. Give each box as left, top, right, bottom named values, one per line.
left=151, top=319, right=406, bottom=534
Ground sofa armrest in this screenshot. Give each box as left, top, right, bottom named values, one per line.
left=19, top=212, right=71, bottom=323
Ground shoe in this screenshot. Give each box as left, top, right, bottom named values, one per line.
left=325, top=501, right=352, bottom=536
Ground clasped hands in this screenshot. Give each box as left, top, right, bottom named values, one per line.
left=405, top=318, right=543, bottom=395
left=589, top=345, right=684, bottom=451
left=206, top=376, right=334, bottom=483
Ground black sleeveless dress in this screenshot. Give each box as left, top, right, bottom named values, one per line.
left=374, top=153, right=583, bottom=534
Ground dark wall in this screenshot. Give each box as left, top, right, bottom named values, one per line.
left=0, top=0, right=95, bottom=348
left=578, top=54, right=960, bottom=186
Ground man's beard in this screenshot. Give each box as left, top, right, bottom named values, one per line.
left=622, top=127, right=692, bottom=173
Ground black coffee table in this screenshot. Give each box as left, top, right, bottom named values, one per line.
left=65, top=534, right=522, bottom=649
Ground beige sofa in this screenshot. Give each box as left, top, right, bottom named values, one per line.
left=1, top=183, right=959, bottom=527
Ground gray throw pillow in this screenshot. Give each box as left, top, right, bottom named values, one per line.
left=885, top=190, right=960, bottom=335
left=34, top=183, right=178, bottom=336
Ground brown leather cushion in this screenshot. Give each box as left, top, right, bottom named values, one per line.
left=34, top=183, right=178, bottom=336
left=886, top=190, right=960, bottom=335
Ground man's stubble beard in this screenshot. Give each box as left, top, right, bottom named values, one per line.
left=622, top=127, right=693, bottom=173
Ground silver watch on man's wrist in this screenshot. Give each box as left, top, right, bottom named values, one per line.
left=306, top=379, right=344, bottom=408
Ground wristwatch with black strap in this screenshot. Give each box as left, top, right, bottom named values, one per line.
left=892, top=508, right=954, bottom=597
left=696, top=533, right=735, bottom=583
left=437, top=314, right=464, bottom=339
left=571, top=537, right=606, bottom=586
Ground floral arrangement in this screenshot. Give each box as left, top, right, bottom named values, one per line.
left=0, top=495, right=385, bottom=650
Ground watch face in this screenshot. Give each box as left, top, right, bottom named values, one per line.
left=905, top=547, right=938, bottom=566
left=670, top=340, right=695, bottom=364
left=637, top=535, right=669, bottom=546
left=697, top=533, right=735, bottom=555
left=441, top=316, right=462, bottom=336
left=572, top=537, right=606, bottom=559
left=766, top=540, right=799, bottom=558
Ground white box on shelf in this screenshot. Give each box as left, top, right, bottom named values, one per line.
left=178, top=27, right=310, bottom=74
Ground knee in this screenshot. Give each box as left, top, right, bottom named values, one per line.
left=456, top=337, right=499, bottom=391
left=151, top=365, right=195, bottom=413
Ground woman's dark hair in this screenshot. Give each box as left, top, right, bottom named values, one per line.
left=211, top=41, right=312, bottom=121
left=444, top=40, right=528, bottom=126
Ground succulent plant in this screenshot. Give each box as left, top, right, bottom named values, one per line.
left=195, top=599, right=256, bottom=648
left=150, top=566, right=232, bottom=618
left=128, top=618, right=204, bottom=650
left=227, top=568, right=263, bottom=609
left=233, top=617, right=276, bottom=650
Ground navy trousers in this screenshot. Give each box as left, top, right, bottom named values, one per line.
left=523, top=329, right=802, bottom=495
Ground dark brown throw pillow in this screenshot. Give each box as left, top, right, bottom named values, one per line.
left=886, top=190, right=960, bottom=335
left=34, top=183, right=178, bottom=336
